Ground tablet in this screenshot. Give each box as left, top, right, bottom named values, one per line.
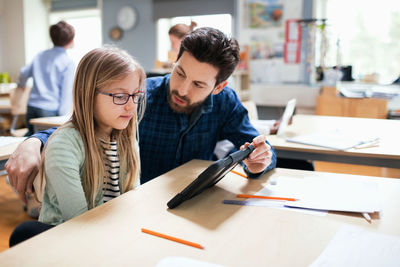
left=167, top=145, right=255, bottom=209
left=276, top=98, right=296, bottom=137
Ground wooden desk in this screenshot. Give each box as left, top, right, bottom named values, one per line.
left=0, top=138, right=24, bottom=170
left=267, top=114, right=400, bottom=168
left=29, top=115, right=69, bottom=132
left=0, top=160, right=399, bottom=266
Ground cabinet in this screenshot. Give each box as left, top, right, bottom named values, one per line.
left=316, top=87, right=388, bottom=119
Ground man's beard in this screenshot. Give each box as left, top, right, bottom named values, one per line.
left=168, top=89, right=209, bottom=114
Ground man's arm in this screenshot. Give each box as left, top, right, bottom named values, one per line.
left=5, top=127, right=58, bottom=204
left=218, top=91, right=277, bottom=177
left=17, top=62, right=33, bottom=88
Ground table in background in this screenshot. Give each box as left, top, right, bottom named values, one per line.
left=267, top=114, right=400, bottom=168
left=29, top=115, right=69, bottom=132
left=0, top=160, right=399, bottom=266
left=0, top=83, right=16, bottom=114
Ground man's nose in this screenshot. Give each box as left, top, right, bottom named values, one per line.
left=178, top=79, right=191, bottom=96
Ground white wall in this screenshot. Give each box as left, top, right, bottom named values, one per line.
left=0, top=0, right=3, bottom=72
left=23, top=0, right=49, bottom=64
left=0, top=0, right=25, bottom=81
left=236, top=0, right=304, bottom=84
left=0, top=0, right=47, bottom=81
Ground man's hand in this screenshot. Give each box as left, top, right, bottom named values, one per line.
left=241, top=135, right=273, bottom=174
left=5, top=138, right=42, bottom=204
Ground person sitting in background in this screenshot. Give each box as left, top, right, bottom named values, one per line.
left=168, top=22, right=197, bottom=63
left=17, top=21, right=75, bottom=136
left=154, top=22, right=197, bottom=71
left=9, top=46, right=146, bottom=247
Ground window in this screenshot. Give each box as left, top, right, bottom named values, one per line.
left=156, top=14, right=232, bottom=63
left=49, top=9, right=102, bottom=65
left=317, top=0, right=400, bottom=84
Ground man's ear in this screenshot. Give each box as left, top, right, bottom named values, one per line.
left=212, top=81, right=228, bottom=95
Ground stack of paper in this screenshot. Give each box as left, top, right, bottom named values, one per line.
left=257, top=176, right=381, bottom=214
left=286, top=133, right=379, bottom=151
left=282, top=177, right=380, bottom=213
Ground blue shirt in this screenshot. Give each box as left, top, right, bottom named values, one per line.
left=18, top=46, right=75, bottom=115
left=34, top=75, right=276, bottom=184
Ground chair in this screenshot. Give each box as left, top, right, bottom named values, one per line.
left=9, top=87, right=31, bottom=137
left=241, top=100, right=258, bottom=120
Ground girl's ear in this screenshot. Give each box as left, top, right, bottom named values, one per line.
left=212, top=80, right=228, bottom=95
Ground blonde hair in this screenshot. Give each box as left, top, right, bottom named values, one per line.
left=39, top=46, right=146, bottom=208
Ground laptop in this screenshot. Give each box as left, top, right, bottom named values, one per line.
left=277, top=98, right=296, bottom=137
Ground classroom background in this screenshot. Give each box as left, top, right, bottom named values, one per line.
left=0, top=0, right=399, bottom=264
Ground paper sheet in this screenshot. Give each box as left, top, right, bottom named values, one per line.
left=255, top=175, right=380, bottom=214
left=310, top=225, right=400, bottom=267
left=280, top=176, right=381, bottom=213
left=0, top=136, right=26, bottom=147
left=248, top=176, right=329, bottom=216
left=286, top=132, right=379, bottom=151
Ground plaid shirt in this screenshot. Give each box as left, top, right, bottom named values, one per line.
left=139, top=75, right=276, bottom=183
left=34, top=75, right=276, bottom=184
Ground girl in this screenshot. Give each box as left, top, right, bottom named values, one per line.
left=9, top=46, right=146, bottom=246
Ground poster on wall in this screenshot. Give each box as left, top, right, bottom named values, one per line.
left=284, top=19, right=301, bottom=64
left=248, top=0, right=284, bottom=28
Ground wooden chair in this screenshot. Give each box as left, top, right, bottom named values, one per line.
left=241, top=100, right=258, bottom=120
left=9, top=87, right=31, bottom=137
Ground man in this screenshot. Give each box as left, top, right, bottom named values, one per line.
left=6, top=27, right=276, bottom=204
left=18, top=21, right=75, bottom=136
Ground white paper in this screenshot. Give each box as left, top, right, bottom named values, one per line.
left=287, top=132, right=379, bottom=151
left=310, top=225, right=400, bottom=267
left=282, top=176, right=381, bottom=213
left=0, top=136, right=26, bottom=147
left=157, top=257, right=226, bottom=267
left=253, top=176, right=328, bottom=216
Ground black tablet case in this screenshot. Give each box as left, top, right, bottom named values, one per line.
left=167, top=145, right=255, bottom=209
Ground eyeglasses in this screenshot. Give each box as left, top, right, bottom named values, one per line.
left=97, top=90, right=144, bottom=105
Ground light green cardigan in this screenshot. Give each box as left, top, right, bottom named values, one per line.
left=39, top=124, right=134, bottom=225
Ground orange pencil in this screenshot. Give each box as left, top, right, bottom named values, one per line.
left=237, top=194, right=297, bottom=202
left=230, top=170, right=248, bottom=179
left=141, top=228, right=204, bottom=249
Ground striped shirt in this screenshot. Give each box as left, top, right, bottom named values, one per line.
left=100, top=139, right=120, bottom=202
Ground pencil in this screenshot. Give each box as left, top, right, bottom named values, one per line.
left=141, top=228, right=204, bottom=249
left=230, top=170, right=248, bottom=179
left=237, top=194, right=297, bottom=202
left=362, top=212, right=372, bottom=223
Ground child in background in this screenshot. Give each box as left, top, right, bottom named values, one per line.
left=9, top=46, right=146, bottom=246
left=168, top=22, right=197, bottom=63
left=17, top=21, right=76, bottom=136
